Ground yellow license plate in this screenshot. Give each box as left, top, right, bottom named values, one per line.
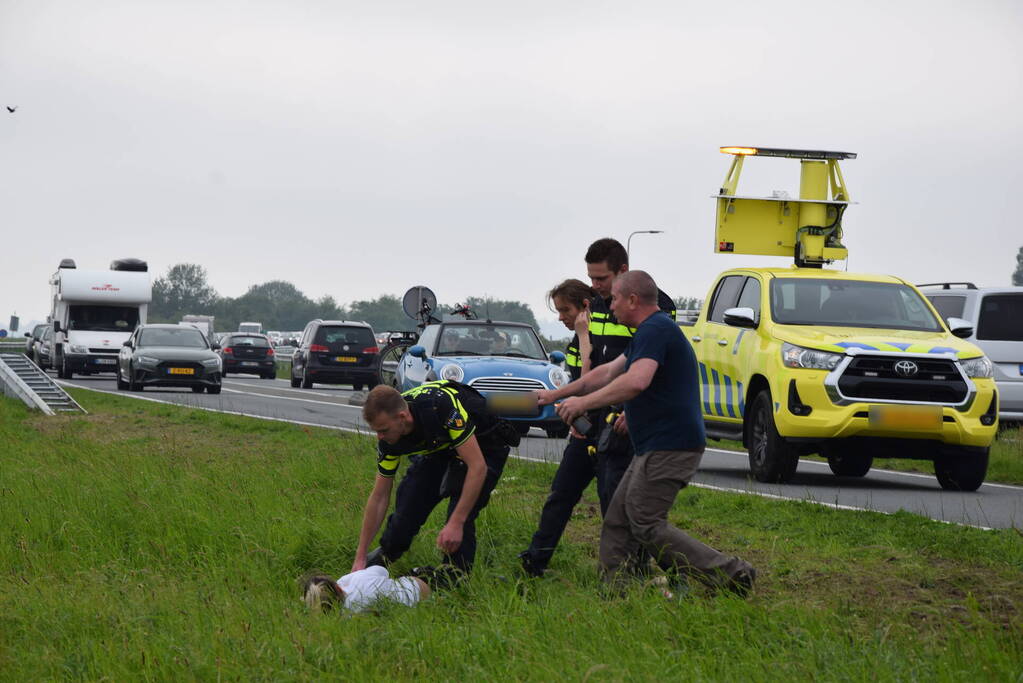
left=869, top=405, right=942, bottom=430
left=168, top=367, right=195, bottom=375
left=336, top=356, right=357, bottom=363
left=486, top=392, right=539, bottom=415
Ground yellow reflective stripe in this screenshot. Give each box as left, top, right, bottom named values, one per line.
left=601, top=322, right=634, bottom=337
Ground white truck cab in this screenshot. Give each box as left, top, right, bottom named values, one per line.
left=238, top=322, right=262, bottom=334
left=49, top=258, right=152, bottom=378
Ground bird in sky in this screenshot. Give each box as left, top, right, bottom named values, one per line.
left=6, top=106, right=16, bottom=113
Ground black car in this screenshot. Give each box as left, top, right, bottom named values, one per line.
left=219, top=333, right=277, bottom=379
left=290, top=320, right=379, bottom=390
left=117, top=324, right=222, bottom=393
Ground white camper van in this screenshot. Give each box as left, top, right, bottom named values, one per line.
left=181, top=315, right=216, bottom=343
left=49, top=258, right=152, bottom=378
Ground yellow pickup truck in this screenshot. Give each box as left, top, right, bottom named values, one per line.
left=683, top=147, right=997, bottom=491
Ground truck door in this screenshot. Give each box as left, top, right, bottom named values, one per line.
left=717, top=276, right=762, bottom=421
left=701, top=275, right=745, bottom=422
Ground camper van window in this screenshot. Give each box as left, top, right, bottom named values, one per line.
left=68, top=305, right=140, bottom=332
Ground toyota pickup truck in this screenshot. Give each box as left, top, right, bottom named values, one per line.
left=683, top=147, right=997, bottom=491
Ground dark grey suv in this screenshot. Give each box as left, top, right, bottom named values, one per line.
left=290, top=320, right=379, bottom=390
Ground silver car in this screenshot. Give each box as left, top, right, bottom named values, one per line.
left=117, top=324, right=222, bottom=394
left=922, top=283, right=1023, bottom=424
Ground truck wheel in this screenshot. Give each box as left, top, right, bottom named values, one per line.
left=56, top=352, right=69, bottom=379
left=934, top=448, right=988, bottom=492
left=823, top=443, right=873, bottom=477
left=747, top=390, right=799, bottom=483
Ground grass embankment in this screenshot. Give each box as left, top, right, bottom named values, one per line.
left=1, top=391, right=1021, bottom=680
left=709, top=427, right=1023, bottom=486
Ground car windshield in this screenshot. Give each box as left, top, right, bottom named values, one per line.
left=435, top=324, right=546, bottom=359
left=229, top=335, right=269, bottom=347
left=68, top=305, right=139, bottom=332
left=770, top=278, right=943, bottom=332
left=139, top=328, right=208, bottom=348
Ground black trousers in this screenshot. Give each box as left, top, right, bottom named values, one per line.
left=377, top=441, right=509, bottom=571
left=521, top=431, right=637, bottom=571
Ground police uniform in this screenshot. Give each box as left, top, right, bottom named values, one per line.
left=374, top=380, right=510, bottom=572
left=519, top=288, right=674, bottom=577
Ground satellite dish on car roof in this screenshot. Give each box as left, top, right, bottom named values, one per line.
left=402, top=286, right=438, bottom=323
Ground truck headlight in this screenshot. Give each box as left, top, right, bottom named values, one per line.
left=782, top=343, right=843, bottom=370
left=440, top=363, right=464, bottom=382
left=137, top=355, right=160, bottom=366
left=549, top=367, right=568, bottom=388
left=960, top=356, right=993, bottom=379
left=70, top=345, right=89, bottom=354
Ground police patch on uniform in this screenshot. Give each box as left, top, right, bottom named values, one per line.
left=445, top=408, right=465, bottom=430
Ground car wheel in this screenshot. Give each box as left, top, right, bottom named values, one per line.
left=191, top=385, right=204, bottom=393
left=747, top=390, right=799, bottom=483
left=545, top=425, right=570, bottom=439
left=353, top=383, right=364, bottom=392
left=935, top=447, right=988, bottom=492
left=116, top=368, right=128, bottom=390
left=207, top=384, right=222, bottom=395
left=263, top=371, right=275, bottom=380
left=301, top=374, right=313, bottom=389
left=128, top=364, right=143, bottom=391
left=822, top=443, right=873, bottom=477
left=367, top=379, right=379, bottom=390
left=290, top=370, right=301, bottom=388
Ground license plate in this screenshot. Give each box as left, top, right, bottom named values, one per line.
left=168, top=367, right=195, bottom=375
left=486, top=392, right=540, bottom=416
left=93, top=358, right=116, bottom=365
left=336, top=356, right=357, bottom=363
left=242, top=361, right=258, bottom=366
left=869, top=405, right=942, bottom=430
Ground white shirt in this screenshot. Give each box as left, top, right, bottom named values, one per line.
left=336, top=566, right=422, bottom=612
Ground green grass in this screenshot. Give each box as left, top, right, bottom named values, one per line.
left=708, top=429, right=1023, bottom=486
left=1, top=391, right=1021, bottom=681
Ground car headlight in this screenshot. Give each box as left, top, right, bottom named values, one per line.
left=781, top=342, right=844, bottom=371
left=439, top=363, right=464, bottom=382
left=70, top=345, right=89, bottom=354
left=136, top=355, right=160, bottom=366
left=201, top=357, right=221, bottom=367
left=549, top=367, right=568, bottom=388
left=960, top=355, right=992, bottom=379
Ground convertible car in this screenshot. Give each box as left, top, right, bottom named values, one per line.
left=394, top=320, right=569, bottom=438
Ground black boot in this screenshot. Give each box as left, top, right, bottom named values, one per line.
left=364, top=547, right=388, bottom=567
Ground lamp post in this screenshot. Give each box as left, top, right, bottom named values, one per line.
left=627, top=230, right=664, bottom=259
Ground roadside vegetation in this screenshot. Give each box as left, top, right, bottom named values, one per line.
left=1, top=391, right=1020, bottom=680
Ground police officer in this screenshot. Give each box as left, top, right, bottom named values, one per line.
left=519, top=241, right=675, bottom=577
left=352, top=381, right=512, bottom=576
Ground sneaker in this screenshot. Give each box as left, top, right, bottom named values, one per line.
left=727, top=567, right=756, bottom=598
left=651, top=575, right=692, bottom=601
left=518, top=551, right=546, bottom=578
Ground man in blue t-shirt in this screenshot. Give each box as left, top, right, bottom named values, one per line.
left=537, top=270, right=756, bottom=595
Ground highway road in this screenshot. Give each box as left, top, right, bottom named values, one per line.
left=56, top=372, right=1023, bottom=531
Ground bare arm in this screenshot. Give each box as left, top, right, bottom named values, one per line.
left=574, top=309, right=592, bottom=377
left=537, top=354, right=627, bottom=405
left=555, top=358, right=658, bottom=424
left=437, top=434, right=488, bottom=553
left=352, top=474, right=394, bottom=571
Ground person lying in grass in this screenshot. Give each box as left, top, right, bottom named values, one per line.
left=303, top=565, right=433, bottom=613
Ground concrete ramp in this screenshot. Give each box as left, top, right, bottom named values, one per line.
left=0, top=353, right=86, bottom=415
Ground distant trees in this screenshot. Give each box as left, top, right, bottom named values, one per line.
left=1014, top=246, right=1023, bottom=286
left=674, top=296, right=704, bottom=311
left=151, top=264, right=218, bottom=323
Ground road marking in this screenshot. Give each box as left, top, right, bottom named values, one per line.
left=220, top=386, right=361, bottom=409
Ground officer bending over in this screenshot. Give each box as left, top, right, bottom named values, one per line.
left=353, top=381, right=513, bottom=578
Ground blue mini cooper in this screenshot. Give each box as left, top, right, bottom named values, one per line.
left=394, top=320, right=569, bottom=438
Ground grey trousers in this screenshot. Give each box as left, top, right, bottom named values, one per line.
left=598, top=449, right=752, bottom=587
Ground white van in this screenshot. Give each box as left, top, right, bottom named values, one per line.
left=238, top=322, right=262, bottom=334
left=921, top=282, right=1023, bottom=424
left=49, top=258, right=152, bottom=379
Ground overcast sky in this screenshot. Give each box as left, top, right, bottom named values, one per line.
left=2, top=0, right=1020, bottom=337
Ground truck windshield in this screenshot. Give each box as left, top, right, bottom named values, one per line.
left=68, top=305, right=139, bottom=332
left=770, top=279, right=943, bottom=332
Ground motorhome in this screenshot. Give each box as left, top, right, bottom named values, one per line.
left=238, top=322, right=262, bottom=334
left=181, top=314, right=216, bottom=343
left=49, top=258, right=152, bottom=378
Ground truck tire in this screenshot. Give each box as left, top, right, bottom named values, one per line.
left=747, top=390, right=799, bottom=483
left=934, top=448, right=988, bottom=492
left=823, top=443, right=873, bottom=477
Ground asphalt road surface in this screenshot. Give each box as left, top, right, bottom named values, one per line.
left=56, top=372, right=1023, bottom=530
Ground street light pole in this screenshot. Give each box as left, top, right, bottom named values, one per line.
left=627, top=230, right=664, bottom=259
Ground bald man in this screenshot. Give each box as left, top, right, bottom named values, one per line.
left=537, top=270, right=756, bottom=596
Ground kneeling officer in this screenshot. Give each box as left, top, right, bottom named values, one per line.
left=352, top=381, right=513, bottom=576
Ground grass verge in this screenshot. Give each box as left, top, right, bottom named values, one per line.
left=1, top=391, right=1020, bottom=680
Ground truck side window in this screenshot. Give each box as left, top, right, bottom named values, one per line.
left=927, top=295, right=966, bottom=320
left=708, top=276, right=745, bottom=324
left=735, top=277, right=762, bottom=315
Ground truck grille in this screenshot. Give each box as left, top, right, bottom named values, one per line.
left=469, top=377, right=546, bottom=392
left=837, top=356, right=968, bottom=403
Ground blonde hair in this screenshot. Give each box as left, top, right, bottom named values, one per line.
left=302, top=574, right=344, bottom=612
left=363, top=386, right=409, bottom=422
